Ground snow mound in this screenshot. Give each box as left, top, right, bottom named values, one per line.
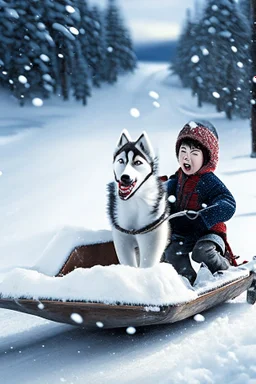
left=194, top=266, right=250, bottom=294
left=0, top=263, right=197, bottom=306
left=32, top=227, right=113, bottom=276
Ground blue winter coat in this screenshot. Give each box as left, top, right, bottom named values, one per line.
left=166, top=171, right=236, bottom=248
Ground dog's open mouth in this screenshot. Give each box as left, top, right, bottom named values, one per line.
left=118, top=179, right=137, bottom=199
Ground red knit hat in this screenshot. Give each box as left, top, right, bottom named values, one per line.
left=176, top=120, right=219, bottom=173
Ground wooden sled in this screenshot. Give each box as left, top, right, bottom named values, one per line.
left=0, top=241, right=255, bottom=330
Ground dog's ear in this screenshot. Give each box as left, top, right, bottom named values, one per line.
left=116, top=129, right=132, bottom=149
left=135, top=131, right=155, bottom=158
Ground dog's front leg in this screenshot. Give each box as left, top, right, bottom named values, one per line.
left=112, top=230, right=138, bottom=267
left=137, top=223, right=169, bottom=268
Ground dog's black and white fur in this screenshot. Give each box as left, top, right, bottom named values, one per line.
left=107, top=129, right=170, bottom=268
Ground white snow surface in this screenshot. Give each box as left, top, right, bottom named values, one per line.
left=0, top=62, right=256, bottom=383
left=0, top=263, right=197, bottom=305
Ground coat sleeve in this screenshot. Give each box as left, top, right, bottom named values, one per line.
left=198, top=173, right=236, bottom=229
left=166, top=174, right=178, bottom=197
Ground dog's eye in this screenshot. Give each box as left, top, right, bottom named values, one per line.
left=134, top=160, right=142, bottom=166
left=118, top=158, right=124, bottom=164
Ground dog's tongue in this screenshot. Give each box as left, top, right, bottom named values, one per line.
left=118, top=181, right=136, bottom=199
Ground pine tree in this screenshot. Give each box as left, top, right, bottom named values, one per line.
left=239, top=0, right=252, bottom=24
left=0, top=0, right=56, bottom=105
left=104, top=0, right=136, bottom=82
left=74, top=1, right=105, bottom=87
left=72, top=40, right=91, bottom=105
left=89, top=6, right=106, bottom=86
left=0, top=1, right=17, bottom=90
left=184, top=0, right=251, bottom=119
left=43, top=0, right=82, bottom=101
left=118, top=24, right=137, bottom=73
left=0, top=0, right=135, bottom=106
left=172, top=9, right=197, bottom=88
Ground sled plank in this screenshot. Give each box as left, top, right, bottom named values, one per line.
left=0, top=273, right=254, bottom=329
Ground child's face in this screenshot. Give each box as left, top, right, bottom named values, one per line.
left=178, top=144, right=204, bottom=175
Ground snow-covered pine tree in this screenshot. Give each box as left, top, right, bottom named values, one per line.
left=72, top=40, right=91, bottom=105
left=0, top=2, right=17, bottom=90
left=43, top=0, right=82, bottom=101
left=73, top=1, right=105, bottom=87
left=104, top=0, right=134, bottom=83
left=172, top=9, right=197, bottom=88
left=186, top=0, right=251, bottom=119
left=90, top=5, right=106, bottom=86
left=251, top=0, right=256, bottom=157
left=118, top=23, right=137, bottom=73
left=239, top=0, right=252, bottom=24
left=0, top=0, right=55, bottom=105
left=23, top=0, right=57, bottom=99
left=103, top=0, right=120, bottom=83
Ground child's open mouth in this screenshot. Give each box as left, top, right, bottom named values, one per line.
left=183, top=163, right=191, bottom=171
left=118, top=179, right=137, bottom=199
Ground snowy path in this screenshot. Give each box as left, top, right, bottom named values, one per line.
left=0, top=62, right=255, bottom=383
left=0, top=295, right=252, bottom=384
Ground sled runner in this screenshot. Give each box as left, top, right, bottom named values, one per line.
left=0, top=241, right=255, bottom=329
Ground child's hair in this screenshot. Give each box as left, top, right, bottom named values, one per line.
left=179, top=138, right=210, bottom=166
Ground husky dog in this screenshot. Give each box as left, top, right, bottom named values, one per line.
left=107, top=129, right=170, bottom=268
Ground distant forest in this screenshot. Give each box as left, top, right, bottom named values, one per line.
left=135, top=41, right=177, bottom=63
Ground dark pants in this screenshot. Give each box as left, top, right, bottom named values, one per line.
left=164, top=237, right=230, bottom=284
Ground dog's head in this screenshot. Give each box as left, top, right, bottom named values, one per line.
left=113, top=129, right=156, bottom=200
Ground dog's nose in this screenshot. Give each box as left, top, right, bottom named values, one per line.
left=120, top=174, right=131, bottom=185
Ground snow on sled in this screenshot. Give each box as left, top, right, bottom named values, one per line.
left=0, top=228, right=256, bottom=330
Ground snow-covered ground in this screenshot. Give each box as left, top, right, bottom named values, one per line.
left=0, top=62, right=256, bottom=383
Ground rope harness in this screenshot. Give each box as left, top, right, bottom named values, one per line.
left=113, top=209, right=200, bottom=235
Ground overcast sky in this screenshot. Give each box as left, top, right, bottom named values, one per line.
left=93, top=0, right=199, bottom=43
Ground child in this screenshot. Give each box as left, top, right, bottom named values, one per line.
left=164, top=120, right=236, bottom=284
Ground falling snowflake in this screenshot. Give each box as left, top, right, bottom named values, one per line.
left=96, top=321, right=104, bottom=328
left=149, top=91, right=159, bottom=100
left=201, top=48, right=209, bottom=56
left=66, top=5, right=75, bottom=13
left=168, top=195, right=176, bottom=203
left=191, top=55, right=200, bottom=64
left=18, top=75, right=27, bottom=84
left=32, top=98, right=43, bottom=107
left=70, top=27, right=79, bottom=36
left=153, top=101, right=160, bottom=108
left=212, top=92, right=220, bottom=99
left=130, top=108, right=140, bottom=118
left=193, top=314, right=205, bottom=322
left=126, top=326, right=136, bottom=335
left=40, top=54, right=50, bottom=62
left=70, top=313, right=83, bottom=324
